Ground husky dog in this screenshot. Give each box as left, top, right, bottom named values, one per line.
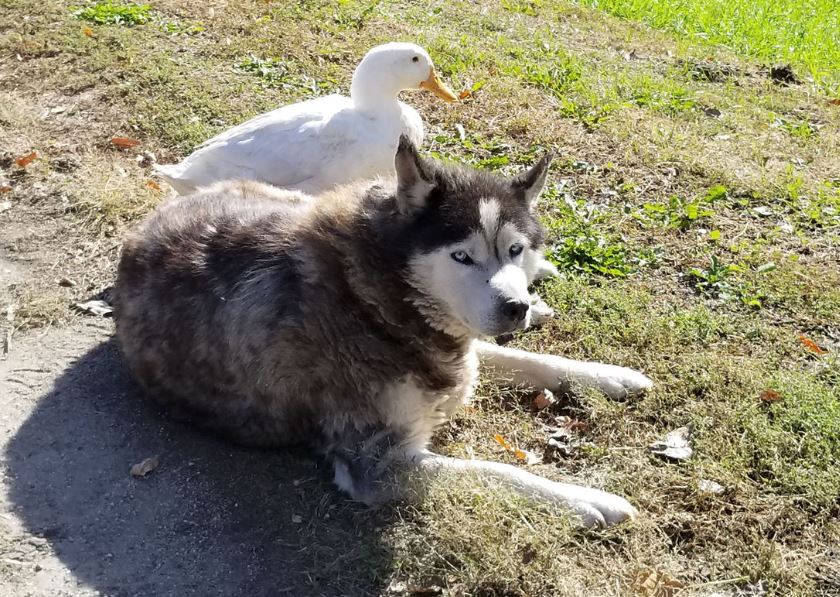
left=113, top=137, right=652, bottom=528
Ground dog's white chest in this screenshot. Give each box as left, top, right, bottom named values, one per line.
left=379, top=346, right=479, bottom=450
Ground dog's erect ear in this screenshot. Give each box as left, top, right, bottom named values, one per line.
left=511, top=153, right=553, bottom=209
left=395, top=135, right=434, bottom=214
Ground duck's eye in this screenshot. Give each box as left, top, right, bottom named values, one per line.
left=412, top=56, right=420, bottom=63
left=509, top=244, right=524, bottom=258
left=451, top=250, right=473, bottom=265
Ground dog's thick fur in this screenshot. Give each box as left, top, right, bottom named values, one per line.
left=113, top=138, right=652, bottom=527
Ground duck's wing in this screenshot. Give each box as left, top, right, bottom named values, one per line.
left=159, top=95, right=352, bottom=192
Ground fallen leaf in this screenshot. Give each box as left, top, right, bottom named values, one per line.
left=632, top=568, right=685, bottom=597
left=697, top=479, right=725, bottom=495
left=829, top=98, right=840, bottom=107
left=531, top=389, right=555, bottom=411
left=130, top=456, right=159, bottom=478
left=146, top=179, right=162, bottom=192
left=649, top=426, right=693, bottom=461
left=513, top=447, right=541, bottom=465
left=544, top=416, right=591, bottom=459
left=458, top=89, right=472, bottom=100
left=569, top=420, right=588, bottom=432
left=82, top=26, right=94, bottom=37
left=495, top=434, right=540, bottom=464
left=15, top=151, right=37, bottom=168
left=798, top=334, right=827, bottom=355
left=0, top=185, right=11, bottom=194
left=759, top=389, right=782, bottom=403
left=493, top=433, right=510, bottom=450
left=111, top=137, right=141, bottom=149
left=73, top=299, right=113, bottom=317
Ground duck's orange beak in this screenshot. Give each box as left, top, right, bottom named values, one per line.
left=419, top=67, right=458, bottom=102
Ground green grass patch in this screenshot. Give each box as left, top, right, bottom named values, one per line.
left=575, top=0, right=840, bottom=95
left=237, top=55, right=335, bottom=94
left=71, top=0, right=151, bottom=26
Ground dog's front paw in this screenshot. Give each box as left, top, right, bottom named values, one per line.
left=584, top=364, right=653, bottom=399
left=534, top=258, right=558, bottom=281
left=554, top=484, right=637, bottom=528
left=528, top=293, right=555, bottom=326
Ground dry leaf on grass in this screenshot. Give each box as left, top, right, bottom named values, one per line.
left=759, top=389, right=782, bottom=403
left=798, top=334, right=827, bottom=355
left=531, top=388, right=556, bottom=411
left=513, top=447, right=541, bottom=465
left=494, top=434, right=541, bottom=464
left=493, top=433, right=510, bottom=450
left=73, top=299, right=113, bottom=317
left=458, top=89, right=472, bottom=100
left=146, top=179, right=162, bottom=192
left=0, top=185, right=12, bottom=194
left=82, top=27, right=94, bottom=37
left=14, top=151, right=37, bottom=168
left=130, top=456, right=159, bottom=478
left=544, top=416, right=591, bottom=459
left=828, top=98, right=840, bottom=107
left=649, top=426, right=693, bottom=461
left=111, top=137, right=141, bottom=149
left=632, top=568, right=685, bottom=597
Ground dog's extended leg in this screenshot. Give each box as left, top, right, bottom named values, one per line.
left=408, top=450, right=635, bottom=528
left=475, top=340, right=653, bottom=399
left=331, top=443, right=636, bottom=528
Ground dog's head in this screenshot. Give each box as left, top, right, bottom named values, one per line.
left=394, top=136, right=552, bottom=338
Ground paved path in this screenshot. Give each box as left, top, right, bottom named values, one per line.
left=0, top=321, right=389, bottom=596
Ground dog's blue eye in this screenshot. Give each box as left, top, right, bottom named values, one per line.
left=509, top=244, right=524, bottom=258
left=451, top=251, right=473, bottom=265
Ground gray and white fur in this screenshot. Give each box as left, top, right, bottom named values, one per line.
left=113, top=137, right=652, bottom=528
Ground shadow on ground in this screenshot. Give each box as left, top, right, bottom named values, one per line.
left=4, top=339, right=394, bottom=597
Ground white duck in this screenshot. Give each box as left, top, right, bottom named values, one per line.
left=154, top=42, right=457, bottom=195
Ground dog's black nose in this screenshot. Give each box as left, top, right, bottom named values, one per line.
left=500, top=299, right=529, bottom=323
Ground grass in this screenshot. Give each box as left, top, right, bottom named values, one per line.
left=574, top=0, right=840, bottom=95
left=1, top=0, right=838, bottom=594
left=71, top=0, right=151, bottom=26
